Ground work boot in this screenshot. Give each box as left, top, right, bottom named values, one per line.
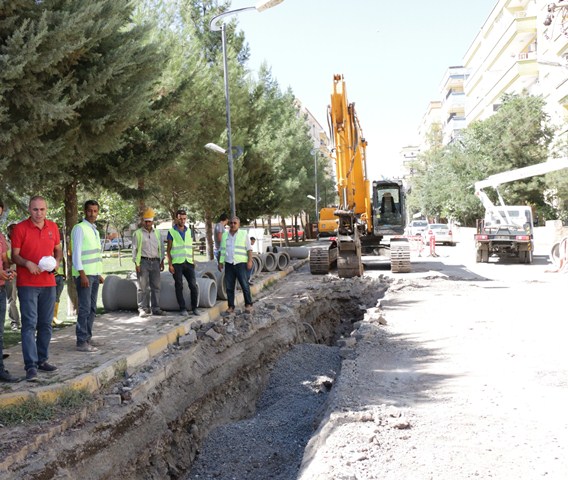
left=25, top=368, right=38, bottom=382
left=0, top=369, right=18, bottom=383
left=138, top=309, right=150, bottom=318
left=52, top=302, right=63, bottom=326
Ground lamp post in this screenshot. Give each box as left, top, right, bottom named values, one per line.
left=310, top=148, right=319, bottom=223
left=210, top=0, right=284, bottom=219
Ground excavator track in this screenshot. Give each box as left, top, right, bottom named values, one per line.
left=390, top=241, right=411, bottom=273
left=337, top=237, right=363, bottom=278
left=309, top=243, right=338, bottom=274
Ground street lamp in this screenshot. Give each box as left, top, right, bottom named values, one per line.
left=210, top=0, right=285, bottom=219
left=310, top=148, right=319, bottom=223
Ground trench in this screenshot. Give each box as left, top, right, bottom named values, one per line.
left=8, top=275, right=389, bottom=480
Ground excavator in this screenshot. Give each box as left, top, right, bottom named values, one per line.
left=309, top=74, right=410, bottom=277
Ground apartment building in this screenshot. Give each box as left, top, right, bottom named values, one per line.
left=418, top=0, right=568, bottom=155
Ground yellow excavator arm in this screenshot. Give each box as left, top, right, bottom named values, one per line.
left=329, top=74, right=372, bottom=233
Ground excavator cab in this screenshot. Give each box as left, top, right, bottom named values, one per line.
left=372, top=180, right=405, bottom=234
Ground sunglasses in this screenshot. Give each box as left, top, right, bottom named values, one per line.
left=229, top=221, right=238, bottom=225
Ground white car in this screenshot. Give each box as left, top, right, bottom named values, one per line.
left=110, top=238, right=132, bottom=250
left=422, top=224, right=454, bottom=246
left=408, top=220, right=428, bottom=237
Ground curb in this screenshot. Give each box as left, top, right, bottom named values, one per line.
left=0, top=258, right=309, bottom=409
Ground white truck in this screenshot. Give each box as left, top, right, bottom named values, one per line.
left=474, top=158, right=568, bottom=264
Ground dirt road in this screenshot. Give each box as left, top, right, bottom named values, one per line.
left=298, top=227, right=568, bottom=479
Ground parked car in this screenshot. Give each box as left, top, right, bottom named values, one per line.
left=101, top=239, right=113, bottom=251
left=407, top=220, right=428, bottom=237
left=110, top=238, right=132, bottom=250
left=422, top=223, right=454, bottom=246
left=272, top=227, right=305, bottom=241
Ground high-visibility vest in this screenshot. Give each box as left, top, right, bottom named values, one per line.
left=71, top=222, right=102, bottom=276
left=220, top=230, right=248, bottom=264
left=134, top=228, right=162, bottom=264
left=169, top=227, right=193, bottom=264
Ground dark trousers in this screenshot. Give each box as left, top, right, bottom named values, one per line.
left=172, top=262, right=198, bottom=311
left=54, top=275, right=65, bottom=302
left=75, top=275, right=99, bottom=345
left=224, top=262, right=253, bottom=309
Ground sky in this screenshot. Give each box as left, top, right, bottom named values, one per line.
left=227, top=0, right=498, bottom=179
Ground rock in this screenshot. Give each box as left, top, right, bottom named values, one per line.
left=205, top=328, right=223, bottom=342
left=179, top=330, right=198, bottom=348
left=104, top=394, right=122, bottom=406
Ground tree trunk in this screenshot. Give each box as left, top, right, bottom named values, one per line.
left=204, top=209, right=214, bottom=260
left=64, top=180, right=79, bottom=315
left=280, top=217, right=289, bottom=247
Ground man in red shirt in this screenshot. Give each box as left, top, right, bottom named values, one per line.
left=11, top=196, right=62, bottom=382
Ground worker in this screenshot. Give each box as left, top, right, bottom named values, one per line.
left=247, top=237, right=256, bottom=285
left=0, top=201, right=17, bottom=382
left=218, top=216, right=253, bottom=315
left=52, top=229, right=65, bottom=326
left=5, top=222, right=20, bottom=331
left=71, top=199, right=104, bottom=353
left=214, top=213, right=229, bottom=262
left=11, top=196, right=62, bottom=381
left=166, top=209, right=199, bottom=316
left=132, top=208, right=165, bottom=317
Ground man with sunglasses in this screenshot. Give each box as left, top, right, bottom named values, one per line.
left=218, top=217, right=253, bottom=314
left=166, top=209, right=199, bottom=316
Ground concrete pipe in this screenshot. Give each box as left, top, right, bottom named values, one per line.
left=196, top=277, right=217, bottom=308
left=158, top=271, right=200, bottom=311
left=261, top=252, right=277, bottom=272
left=102, top=275, right=138, bottom=311
left=196, top=260, right=227, bottom=300
left=252, top=254, right=263, bottom=278
left=278, top=246, right=309, bottom=259
left=275, top=251, right=290, bottom=270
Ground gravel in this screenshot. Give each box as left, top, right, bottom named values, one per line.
left=186, top=343, right=341, bottom=480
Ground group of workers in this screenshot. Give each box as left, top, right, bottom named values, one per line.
left=0, top=198, right=254, bottom=383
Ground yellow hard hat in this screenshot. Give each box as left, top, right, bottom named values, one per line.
left=142, top=207, right=155, bottom=221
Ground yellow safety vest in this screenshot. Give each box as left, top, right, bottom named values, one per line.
left=134, top=228, right=162, bottom=264
left=220, top=230, right=248, bottom=264
left=169, top=227, right=193, bottom=264
left=71, top=222, right=102, bottom=276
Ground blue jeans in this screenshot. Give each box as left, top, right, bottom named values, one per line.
left=0, top=287, right=6, bottom=370
left=224, top=262, right=253, bottom=309
left=75, top=276, right=99, bottom=345
left=18, top=286, right=55, bottom=371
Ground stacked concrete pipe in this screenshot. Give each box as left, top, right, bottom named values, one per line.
left=274, top=251, right=290, bottom=270
left=102, top=271, right=217, bottom=311
left=260, top=252, right=277, bottom=272
left=251, top=254, right=263, bottom=278
left=101, top=275, right=138, bottom=311
left=195, top=260, right=227, bottom=300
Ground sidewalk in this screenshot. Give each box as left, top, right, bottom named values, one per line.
left=0, top=261, right=307, bottom=408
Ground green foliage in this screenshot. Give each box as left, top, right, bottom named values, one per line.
left=408, top=93, right=560, bottom=225
left=0, top=0, right=332, bottom=229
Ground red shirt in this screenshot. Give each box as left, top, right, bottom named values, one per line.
left=12, top=218, right=60, bottom=287
left=0, top=232, right=6, bottom=287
